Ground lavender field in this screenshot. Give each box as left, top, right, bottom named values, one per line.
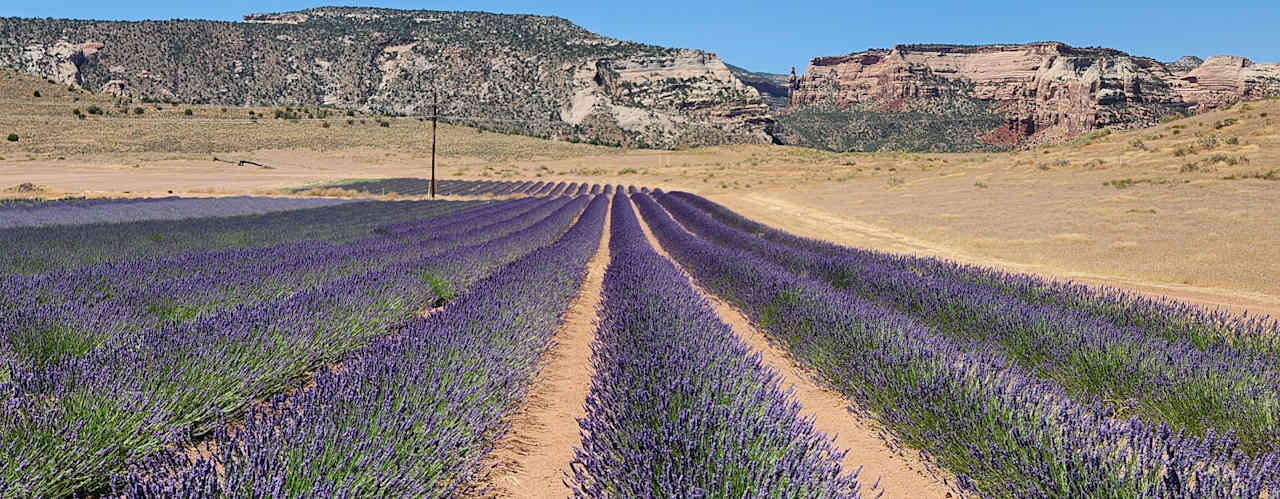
left=0, top=196, right=357, bottom=229
left=297, top=178, right=602, bottom=198
left=1, top=180, right=1277, bottom=497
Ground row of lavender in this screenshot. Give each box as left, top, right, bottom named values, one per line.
left=326, top=178, right=614, bottom=197
left=1, top=196, right=590, bottom=495
left=662, top=191, right=1280, bottom=454
left=0, top=199, right=486, bottom=274
left=116, top=194, right=609, bottom=496
left=0, top=178, right=624, bottom=229
left=670, top=190, right=1280, bottom=355
left=670, top=191, right=1280, bottom=366
left=2, top=197, right=561, bottom=382
left=0, top=196, right=358, bottom=229
left=567, top=194, right=863, bottom=497
left=0, top=196, right=150, bottom=211
left=634, top=191, right=1279, bottom=497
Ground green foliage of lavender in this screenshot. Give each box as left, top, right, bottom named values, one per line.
left=0, top=194, right=591, bottom=495
left=671, top=192, right=1275, bottom=356
left=666, top=192, right=1280, bottom=455
left=634, top=192, right=1278, bottom=497
left=568, top=193, right=861, bottom=497
left=2, top=198, right=566, bottom=379
left=0, top=199, right=486, bottom=274
left=116, top=194, right=608, bottom=496
left=0, top=196, right=358, bottom=230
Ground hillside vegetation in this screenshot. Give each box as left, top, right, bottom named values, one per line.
left=0, top=68, right=617, bottom=160
left=0, top=7, right=770, bottom=149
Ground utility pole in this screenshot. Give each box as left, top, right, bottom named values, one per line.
left=430, top=91, right=438, bottom=199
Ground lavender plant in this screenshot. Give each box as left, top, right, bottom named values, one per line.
left=669, top=191, right=1280, bottom=362
left=0, top=199, right=485, bottom=274
left=0, top=197, right=562, bottom=379
left=0, top=196, right=357, bottom=229
left=633, top=192, right=1278, bottom=497
left=656, top=192, right=1280, bottom=454
left=0, top=196, right=152, bottom=210
left=568, top=194, right=861, bottom=497
left=0, top=196, right=590, bottom=496
left=114, top=194, right=609, bottom=497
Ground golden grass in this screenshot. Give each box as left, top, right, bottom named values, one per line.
left=0, top=69, right=618, bottom=161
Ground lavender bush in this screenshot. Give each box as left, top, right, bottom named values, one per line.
left=114, top=194, right=609, bottom=497
left=568, top=194, right=861, bottom=497
left=0, top=196, right=589, bottom=495
left=0, top=199, right=485, bottom=274
left=0, top=196, right=356, bottom=229
left=0, top=196, right=139, bottom=210
left=670, top=191, right=1280, bottom=364
left=0, top=197, right=564, bottom=392
left=633, top=192, right=1278, bottom=497
left=656, top=192, right=1280, bottom=454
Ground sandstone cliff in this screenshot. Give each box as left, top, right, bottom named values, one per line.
left=779, top=42, right=1280, bottom=151
left=1171, top=55, right=1280, bottom=110
left=0, top=8, right=771, bottom=149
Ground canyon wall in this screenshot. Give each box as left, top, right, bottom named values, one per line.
left=780, top=42, right=1280, bottom=151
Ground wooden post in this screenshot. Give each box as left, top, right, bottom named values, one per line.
left=430, top=92, right=438, bottom=199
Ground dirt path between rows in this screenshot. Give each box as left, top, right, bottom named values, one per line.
left=481, top=199, right=611, bottom=497
left=627, top=197, right=954, bottom=499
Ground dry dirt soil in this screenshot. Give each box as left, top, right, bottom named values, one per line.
left=3, top=68, right=1278, bottom=318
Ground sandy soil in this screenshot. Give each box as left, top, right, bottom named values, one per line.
left=628, top=197, right=952, bottom=498
left=481, top=199, right=611, bottom=497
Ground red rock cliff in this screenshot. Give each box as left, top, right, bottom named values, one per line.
left=787, top=42, right=1280, bottom=145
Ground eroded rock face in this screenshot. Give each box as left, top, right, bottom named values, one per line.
left=16, top=41, right=103, bottom=86
left=785, top=42, right=1280, bottom=149
left=0, top=8, right=771, bottom=149
left=1172, top=55, right=1280, bottom=110
left=559, top=50, right=770, bottom=147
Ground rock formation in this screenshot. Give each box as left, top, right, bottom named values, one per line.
left=0, top=8, right=771, bottom=149
left=780, top=42, right=1280, bottom=151
left=1171, top=55, right=1280, bottom=110
left=4, top=12, right=1275, bottom=153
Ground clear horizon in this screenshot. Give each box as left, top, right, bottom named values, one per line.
left=4, top=1, right=1277, bottom=74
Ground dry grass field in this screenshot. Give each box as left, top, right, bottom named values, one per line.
left=2, top=67, right=1277, bottom=316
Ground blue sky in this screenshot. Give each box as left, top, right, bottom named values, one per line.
left=6, top=1, right=1277, bottom=74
